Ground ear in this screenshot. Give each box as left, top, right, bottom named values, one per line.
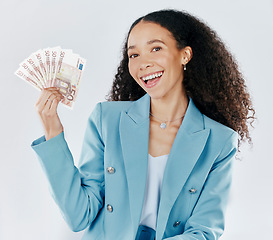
left=180, top=46, right=193, bottom=65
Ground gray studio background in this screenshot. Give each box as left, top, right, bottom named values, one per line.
left=0, top=0, right=272, bottom=239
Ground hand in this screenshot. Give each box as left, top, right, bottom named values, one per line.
left=35, top=87, right=64, bottom=140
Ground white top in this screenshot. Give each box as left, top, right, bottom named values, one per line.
left=139, top=153, right=169, bottom=230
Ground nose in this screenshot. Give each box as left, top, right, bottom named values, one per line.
left=139, top=58, right=154, bottom=70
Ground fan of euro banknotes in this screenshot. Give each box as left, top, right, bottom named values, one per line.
left=14, top=46, right=86, bottom=109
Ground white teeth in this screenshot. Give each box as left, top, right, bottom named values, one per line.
left=143, top=71, right=163, bottom=81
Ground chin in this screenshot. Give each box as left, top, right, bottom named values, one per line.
left=146, top=91, right=166, bottom=100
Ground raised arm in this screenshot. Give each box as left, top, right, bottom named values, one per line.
left=31, top=94, right=105, bottom=232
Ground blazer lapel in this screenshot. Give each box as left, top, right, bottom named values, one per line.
left=119, top=93, right=210, bottom=239
left=156, top=98, right=210, bottom=240
left=119, top=93, right=151, bottom=237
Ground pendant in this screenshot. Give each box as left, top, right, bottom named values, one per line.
left=160, top=122, right=167, bottom=129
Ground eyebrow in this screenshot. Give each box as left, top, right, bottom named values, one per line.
left=127, top=39, right=166, bottom=51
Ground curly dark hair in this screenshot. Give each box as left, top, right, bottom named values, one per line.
left=106, top=9, right=255, bottom=150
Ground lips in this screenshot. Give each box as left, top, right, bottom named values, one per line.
left=141, top=71, right=164, bottom=82
left=141, top=71, right=164, bottom=88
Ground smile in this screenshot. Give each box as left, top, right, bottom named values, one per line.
left=140, top=71, right=164, bottom=88
left=141, top=71, right=164, bottom=83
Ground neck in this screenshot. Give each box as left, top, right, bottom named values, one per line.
left=150, top=89, right=189, bottom=122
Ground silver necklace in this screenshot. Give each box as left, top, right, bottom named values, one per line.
left=149, top=112, right=185, bottom=129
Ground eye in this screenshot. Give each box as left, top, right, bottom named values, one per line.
left=152, top=46, right=162, bottom=52
left=129, top=53, right=138, bottom=59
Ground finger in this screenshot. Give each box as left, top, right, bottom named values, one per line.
left=43, top=97, right=53, bottom=112
left=36, top=95, right=55, bottom=115
left=37, top=91, right=63, bottom=109
left=47, top=90, right=64, bottom=100
left=50, top=98, right=60, bottom=112
left=45, top=94, right=62, bottom=108
left=43, top=87, right=59, bottom=90
left=43, top=94, right=60, bottom=110
left=41, top=87, right=60, bottom=95
left=44, top=87, right=63, bottom=97
left=37, top=87, right=62, bottom=102
left=36, top=90, right=54, bottom=107
left=46, top=91, right=63, bottom=100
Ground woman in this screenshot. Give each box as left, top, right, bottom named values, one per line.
left=32, top=9, right=255, bottom=240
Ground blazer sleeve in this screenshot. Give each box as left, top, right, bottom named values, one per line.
left=31, top=102, right=105, bottom=232
left=164, top=132, right=238, bottom=240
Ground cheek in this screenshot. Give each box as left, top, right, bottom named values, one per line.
left=128, top=61, right=138, bottom=80
left=167, top=54, right=183, bottom=74
left=128, top=62, right=142, bottom=87
left=155, top=53, right=171, bottom=68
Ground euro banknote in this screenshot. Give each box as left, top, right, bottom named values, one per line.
left=14, top=47, right=86, bottom=109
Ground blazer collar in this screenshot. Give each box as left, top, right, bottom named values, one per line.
left=125, top=93, right=205, bottom=133
left=124, top=92, right=150, bottom=125
left=119, top=93, right=210, bottom=239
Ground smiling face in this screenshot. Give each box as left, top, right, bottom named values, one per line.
left=127, top=21, right=190, bottom=100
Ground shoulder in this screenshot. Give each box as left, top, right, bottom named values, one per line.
left=86, top=100, right=136, bottom=140
left=88, top=100, right=135, bottom=124
left=99, top=100, right=134, bottom=117
left=202, top=114, right=238, bottom=160
left=203, top=114, right=237, bottom=138
left=100, top=100, right=133, bottom=110
left=189, top=97, right=238, bottom=149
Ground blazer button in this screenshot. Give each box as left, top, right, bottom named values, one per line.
left=107, top=167, right=115, bottom=174
left=173, top=221, right=181, bottom=227
left=107, top=204, right=113, bottom=212
left=189, top=188, right=197, bottom=194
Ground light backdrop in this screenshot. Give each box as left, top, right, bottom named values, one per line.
left=0, top=0, right=272, bottom=239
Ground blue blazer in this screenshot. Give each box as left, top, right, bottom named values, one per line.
left=32, top=93, right=238, bottom=240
